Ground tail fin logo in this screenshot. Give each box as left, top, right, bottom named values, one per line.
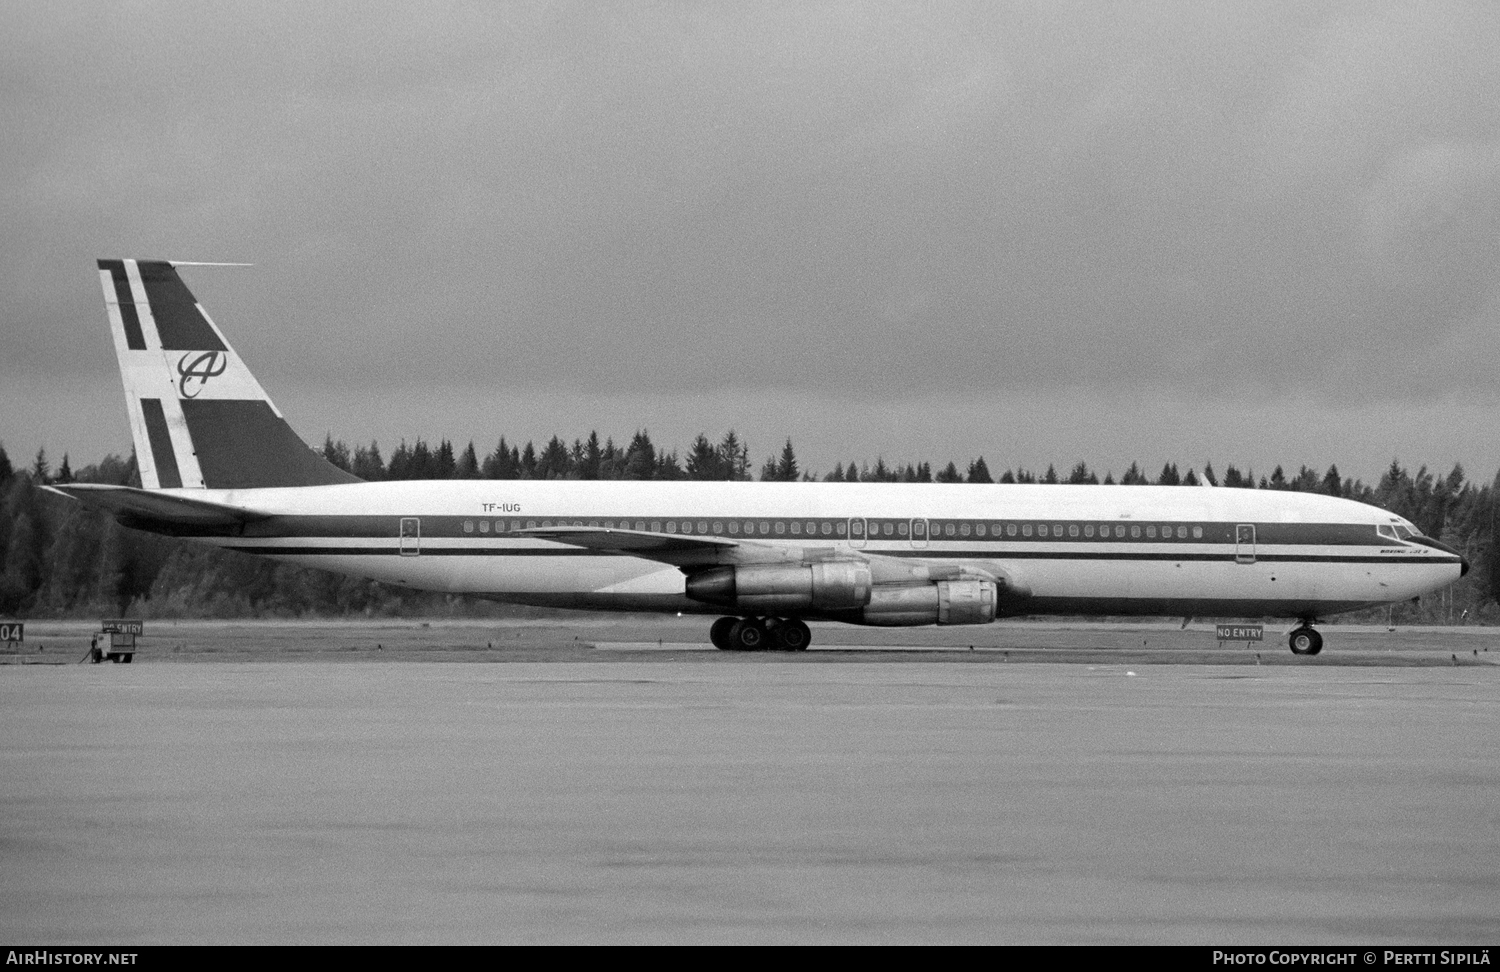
left=176, top=351, right=228, bottom=398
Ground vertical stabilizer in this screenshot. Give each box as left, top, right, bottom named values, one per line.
left=96, top=259, right=360, bottom=489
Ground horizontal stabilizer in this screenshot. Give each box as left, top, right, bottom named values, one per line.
left=44, top=483, right=267, bottom=528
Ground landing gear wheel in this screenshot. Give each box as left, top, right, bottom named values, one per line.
left=771, top=618, right=811, bottom=652
left=710, top=617, right=737, bottom=650
left=729, top=618, right=767, bottom=651
left=1288, top=626, right=1323, bottom=656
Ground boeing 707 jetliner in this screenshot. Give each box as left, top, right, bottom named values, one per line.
left=48, top=260, right=1468, bottom=654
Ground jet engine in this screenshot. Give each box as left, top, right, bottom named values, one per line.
left=856, top=579, right=997, bottom=626
left=685, top=562, right=872, bottom=613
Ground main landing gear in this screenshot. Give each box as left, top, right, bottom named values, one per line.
left=710, top=616, right=812, bottom=652
left=1288, top=623, right=1323, bottom=656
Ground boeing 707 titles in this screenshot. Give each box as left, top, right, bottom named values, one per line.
left=48, top=260, right=1469, bottom=655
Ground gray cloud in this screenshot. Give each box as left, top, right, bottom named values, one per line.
left=3, top=1, right=1498, bottom=478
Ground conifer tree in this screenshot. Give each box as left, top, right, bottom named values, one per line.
left=322, top=434, right=353, bottom=472
left=456, top=442, right=480, bottom=479
left=777, top=440, right=799, bottom=482
left=622, top=431, right=656, bottom=480
left=435, top=440, right=457, bottom=479
left=581, top=431, right=603, bottom=480
left=717, top=430, right=750, bottom=481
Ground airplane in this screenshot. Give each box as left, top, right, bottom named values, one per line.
left=47, top=259, right=1469, bottom=656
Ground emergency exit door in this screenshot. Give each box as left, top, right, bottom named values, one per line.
left=1235, top=524, right=1256, bottom=564
left=400, top=517, right=420, bottom=556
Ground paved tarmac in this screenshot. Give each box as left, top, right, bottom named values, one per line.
left=2, top=621, right=1498, bottom=944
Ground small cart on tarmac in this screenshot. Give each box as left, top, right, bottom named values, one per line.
left=95, top=619, right=143, bottom=663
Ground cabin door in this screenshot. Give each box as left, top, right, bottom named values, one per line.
left=400, top=517, right=421, bottom=556
left=1235, top=524, right=1256, bottom=564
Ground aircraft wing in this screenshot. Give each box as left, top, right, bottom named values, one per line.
left=514, top=526, right=1024, bottom=588
left=43, top=483, right=267, bottom=528
left=513, top=525, right=791, bottom=566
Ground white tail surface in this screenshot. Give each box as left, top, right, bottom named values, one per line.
left=97, top=259, right=358, bottom=490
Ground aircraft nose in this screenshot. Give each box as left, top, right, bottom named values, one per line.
left=1461, top=556, right=1470, bottom=578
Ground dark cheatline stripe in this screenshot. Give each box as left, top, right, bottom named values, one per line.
left=98, top=259, right=145, bottom=350
left=139, top=398, right=182, bottom=489
left=180, top=399, right=361, bottom=489
left=215, top=544, right=1453, bottom=568
left=136, top=261, right=227, bottom=351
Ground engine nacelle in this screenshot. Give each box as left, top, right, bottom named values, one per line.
left=685, top=562, right=872, bottom=613
left=857, top=579, right=997, bottom=627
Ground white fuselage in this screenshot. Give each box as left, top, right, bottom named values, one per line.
left=171, top=480, right=1462, bottom=622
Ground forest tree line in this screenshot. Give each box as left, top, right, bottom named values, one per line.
left=1, top=431, right=1497, bottom=623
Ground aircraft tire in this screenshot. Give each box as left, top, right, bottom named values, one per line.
left=710, top=616, right=737, bottom=651
left=772, top=618, right=811, bottom=652
left=1288, top=627, right=1323, bottom=656
left=729, top=618, right=767, bottom=651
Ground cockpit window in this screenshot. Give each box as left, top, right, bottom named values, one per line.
left=1394, top=525, right=1416, bottom=540
left=1377, top=525, right=1398, bottom=541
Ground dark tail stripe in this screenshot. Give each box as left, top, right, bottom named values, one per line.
left=139, top=398, right=182, bottom=488
left=180, top=399, right=361, bottom=489
left=136, top=261, right=226, bottom=351
left=98, top=259, right=145, bottom=350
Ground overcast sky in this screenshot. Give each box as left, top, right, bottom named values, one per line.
left=3, top=1, right=1498, bottom=484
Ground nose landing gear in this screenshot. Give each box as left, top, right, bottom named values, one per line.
left=1288, top=624, right=1323, bottom=656
left=710, top=616, right=812, bottom=652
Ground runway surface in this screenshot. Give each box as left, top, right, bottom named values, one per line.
left=2, top=621, right=1498, bottom=944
